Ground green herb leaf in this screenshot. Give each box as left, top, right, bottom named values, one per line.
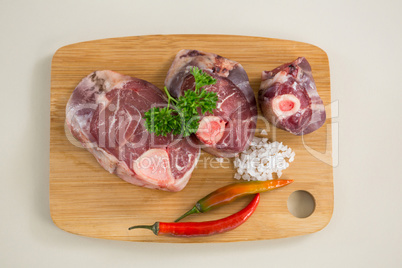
left=145, top=67, right=218, bottom=137
left=144, top=107, right=179, bottom=137
left=190, top=67, right=217, bottom=92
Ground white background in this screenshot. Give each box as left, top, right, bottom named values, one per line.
left=1, top=0, right=401, bottom=267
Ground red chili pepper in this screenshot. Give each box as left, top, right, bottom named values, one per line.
left=174, top=179, right=293, bottom=222
left=129, top=193, right=260, bottom=237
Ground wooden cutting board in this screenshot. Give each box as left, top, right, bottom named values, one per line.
left=50, top=34, right=333, bottom=243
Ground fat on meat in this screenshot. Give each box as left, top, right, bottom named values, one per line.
left=66, top=70, right=200, bottom=192
left=258, top=57, right=326, bottom=135
left=165, top=49, right=257, bottom=158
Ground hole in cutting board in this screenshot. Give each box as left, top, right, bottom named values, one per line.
left=287, top=190, right=315, bottom=218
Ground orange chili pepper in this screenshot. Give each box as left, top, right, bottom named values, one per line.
left=174, top=179, right=293, bottom=222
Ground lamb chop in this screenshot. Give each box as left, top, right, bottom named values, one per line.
left=66, top=70, right=199, bottom=192
left=165, top=49, right=257, bottom=158
left=258, top=57, right=326, bottom=135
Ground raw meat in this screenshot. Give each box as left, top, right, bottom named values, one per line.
left=165, top=49, right=257, bottom=158
left=66, top=70, right=200, bottom=192
left=258, top=57, right=326, bottom=135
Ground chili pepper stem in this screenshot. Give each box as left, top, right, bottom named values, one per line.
left=174, top=206, right=200, bottom=222
left=128, top=222, right=159, bottom=235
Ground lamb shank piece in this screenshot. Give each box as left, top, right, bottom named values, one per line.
left=66, top=70, right=199, bottom=192
left=165, top=49, right=257, bottom=158
left=258, top=57, right=326, bottom=135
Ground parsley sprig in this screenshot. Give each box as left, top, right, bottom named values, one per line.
left=145, top=67, right=218, bottom=137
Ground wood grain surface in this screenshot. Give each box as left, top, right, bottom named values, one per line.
left=50, top=34, right=333, bottom=243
